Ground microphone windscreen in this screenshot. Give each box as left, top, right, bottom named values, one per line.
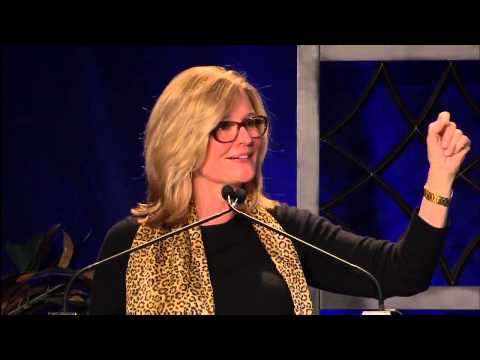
left=235, top=188, right=247, bottom=204
left=221, top=185, right=235, bottom=201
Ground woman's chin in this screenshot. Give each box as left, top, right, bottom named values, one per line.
left=229, top=171, right=255, bottom=185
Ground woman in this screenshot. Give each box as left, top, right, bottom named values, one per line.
left=89, top=66, right=471, bottom=315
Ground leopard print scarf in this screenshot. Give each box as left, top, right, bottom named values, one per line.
left=126, top=203, right=313, bottom=315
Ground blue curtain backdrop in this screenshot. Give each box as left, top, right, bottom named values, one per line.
left=2, top=45, right=298, bottom=274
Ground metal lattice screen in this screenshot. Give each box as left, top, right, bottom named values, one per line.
left=319, top=60, right=479, bottom=286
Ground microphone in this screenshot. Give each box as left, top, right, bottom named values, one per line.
left=58, top=194, right=237, bottom=314
left=223, top=188, right=400, bottom=315
left=221, top=185, right=247, bottom=205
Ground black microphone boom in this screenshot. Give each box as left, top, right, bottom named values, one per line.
left=60, top=201, right=234, bottom=314
left=225, top=190, right=390, bottom=313
left=61, top=185, right=393, bottom=314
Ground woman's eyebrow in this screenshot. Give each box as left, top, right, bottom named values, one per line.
left=223, top=113, right=257, bottom=123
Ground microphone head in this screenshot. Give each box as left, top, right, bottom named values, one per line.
left=221, top=185, right=247, bottom=205
left=221, top=185, right=235, bottom=202
left=235, top=188, right=247, bottom=204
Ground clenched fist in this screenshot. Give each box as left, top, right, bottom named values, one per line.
left=427, top=111, right=471, bottom=182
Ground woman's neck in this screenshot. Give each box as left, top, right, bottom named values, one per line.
left=192, top=178, right=236, bottom=226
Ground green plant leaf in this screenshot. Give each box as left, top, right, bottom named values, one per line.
left=57, top=231, right=74, bottom=269
left=28, top=223, right=62, bottom=272
left=6, top=284, right=62, bottom=315
left=3, top=284, right=48, bottom=315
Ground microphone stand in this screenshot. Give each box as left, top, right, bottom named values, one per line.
left=54, top=203, right=236, bottom=315
left=226, top=196, right=401, bottom=315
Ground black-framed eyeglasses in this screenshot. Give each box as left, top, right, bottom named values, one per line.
left=211, top=115, right=269, bottom=143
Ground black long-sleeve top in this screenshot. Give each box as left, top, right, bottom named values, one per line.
left=89, top=205, right=446, bottom=315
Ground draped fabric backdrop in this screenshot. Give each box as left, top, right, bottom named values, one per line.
left=2, top=45, right=298, bottom=273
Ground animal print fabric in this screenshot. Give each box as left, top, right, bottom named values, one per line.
left=126, top=203, right=313, bottom=315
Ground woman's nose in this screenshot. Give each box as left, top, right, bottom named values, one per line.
left=236, top=125, right=253, bottom=144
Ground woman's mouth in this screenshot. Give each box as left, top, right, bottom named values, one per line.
left=226, top=153, right=253, bottom=160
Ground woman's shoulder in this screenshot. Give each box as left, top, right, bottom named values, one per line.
left=107, top=216, right=140, bottom=238
left=269, top=203, right=317, bottom=223
left=99, top=216, right=141, bottom=259
left=267, top=203, right=341, bottom=238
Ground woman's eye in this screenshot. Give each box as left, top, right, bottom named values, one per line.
left=218, top=122, right=234, bottom=130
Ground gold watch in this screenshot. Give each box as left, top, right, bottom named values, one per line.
left=423, top=187, right=452, bottom=207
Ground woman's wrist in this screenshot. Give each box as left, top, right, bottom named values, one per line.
left=425, top=168, right=454, bottom=197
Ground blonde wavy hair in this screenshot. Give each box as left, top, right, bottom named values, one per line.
left=132, top=66, right=278, bottom=227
